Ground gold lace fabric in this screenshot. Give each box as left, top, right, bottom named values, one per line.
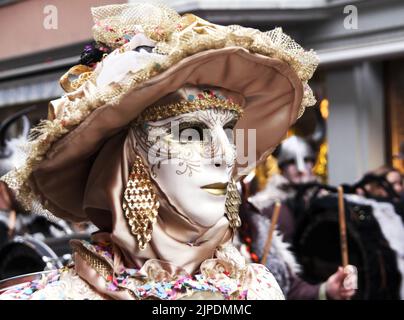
left=91, top=2, right=181, bottom=47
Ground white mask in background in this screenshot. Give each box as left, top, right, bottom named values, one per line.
left=133, top=108, right=238, bottom=227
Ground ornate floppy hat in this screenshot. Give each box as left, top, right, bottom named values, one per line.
left=2, top=2, right=318, bottom=222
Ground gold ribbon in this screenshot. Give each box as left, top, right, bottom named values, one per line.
left=59, top=64, right=93, bottom=93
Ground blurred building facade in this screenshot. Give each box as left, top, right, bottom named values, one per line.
left=0, top=0, right=403, bottom=185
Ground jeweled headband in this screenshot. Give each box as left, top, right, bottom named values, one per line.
left=134, top=87, right=244, bottom=124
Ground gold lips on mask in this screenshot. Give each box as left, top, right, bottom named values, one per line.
left=201, top=182, right=228, bottom=196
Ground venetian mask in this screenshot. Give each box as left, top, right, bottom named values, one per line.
left=133, top=107, right=239, bottom=227
left=276, top=136, right=317, bottom=184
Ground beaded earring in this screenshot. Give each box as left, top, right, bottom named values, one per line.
left=122, top=154, right=160, bottom=250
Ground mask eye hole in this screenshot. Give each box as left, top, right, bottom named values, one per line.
left=304, top=157, right=315, bottom=164
left=284, top=159, right=296, bottom=167
left=223, top=119, right=237, bottom=142
left=174, top=121, right=209, bottom=144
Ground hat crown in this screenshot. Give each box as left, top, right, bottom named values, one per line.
left=91, top=2, right=181, bottom=48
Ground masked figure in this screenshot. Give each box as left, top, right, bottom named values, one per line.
left=247, top=108, right=326, bottom=244
left=0, top=3, right=317, bottom=300
left=241, top=106, right=358, bottom=300
left=249, top=108, right=325, bottom=210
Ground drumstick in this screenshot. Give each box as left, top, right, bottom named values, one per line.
left=337, top=186, right=349, bottom=267
left=261, top=201, right=281, bottom=266
left=7, top=210, right=16, bottom=238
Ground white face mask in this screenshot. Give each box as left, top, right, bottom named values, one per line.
left=133, top=108, right=238, bottom=227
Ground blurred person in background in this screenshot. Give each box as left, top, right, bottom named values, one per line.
left=247, top=136, right=320, bottom=243
left=238, top=184, right=357, bottom=300
left=247, top=108, right=325, bottom=243
left=238, top=112, right=357, bottom=300
left=362, top=166, right=403, bottom=200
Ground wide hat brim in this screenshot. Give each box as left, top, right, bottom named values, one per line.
left=27, top=47, right=303, bottom=221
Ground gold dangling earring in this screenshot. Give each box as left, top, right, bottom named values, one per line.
left=122, top=154, right=160, bottom=250
left=225, top=178, right=242, bottom=230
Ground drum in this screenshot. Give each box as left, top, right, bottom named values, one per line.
left=0, top=221, right=8, bottom=248
left=0, top=270, right=55, bottom=294
left=294, top=195, right=401, bottom=300
left=0, top=233, right=90, bottom=281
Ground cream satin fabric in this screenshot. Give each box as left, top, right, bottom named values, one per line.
left=82, top=129, right=233, bottom=275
